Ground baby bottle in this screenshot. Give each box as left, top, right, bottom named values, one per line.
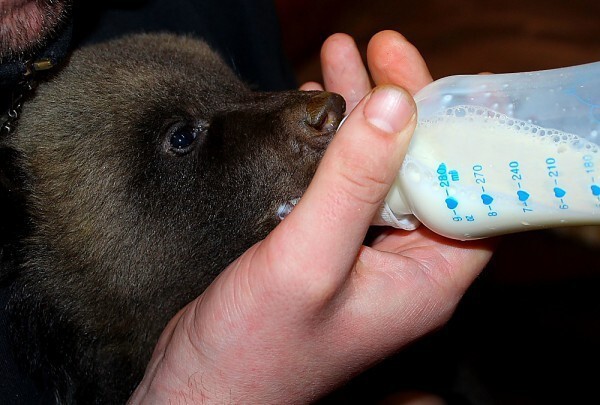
left=376, top=61, right=600, bottom=240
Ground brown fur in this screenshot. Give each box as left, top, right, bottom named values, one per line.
left=0, top=33, right=344, bottom=403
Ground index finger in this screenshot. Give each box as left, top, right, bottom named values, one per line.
left=367, top=30, right=433, bottom=94
left=321, top=33, right=372, bottom=112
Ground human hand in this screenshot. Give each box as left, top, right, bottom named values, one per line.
left=129, top=31, right=494, bottom=404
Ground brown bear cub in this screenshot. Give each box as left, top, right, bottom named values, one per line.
left=0, top=33, right=345, bottom=403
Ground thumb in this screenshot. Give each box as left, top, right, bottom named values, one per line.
left=271, top=85, right=417, bottom=283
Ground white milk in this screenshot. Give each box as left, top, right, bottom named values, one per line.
left=384, top=106, right=600, bottom=240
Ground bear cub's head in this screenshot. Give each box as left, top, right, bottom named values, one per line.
left=0, top=33, right=344, bottom=403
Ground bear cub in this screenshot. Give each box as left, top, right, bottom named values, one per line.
left=0, top=33, right=344, bottom=403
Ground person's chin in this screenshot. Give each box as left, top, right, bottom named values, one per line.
left=0, top=0, right=71, bottom=60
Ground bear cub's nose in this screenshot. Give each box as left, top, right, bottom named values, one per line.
left=305, top=92, right=346, bottom=136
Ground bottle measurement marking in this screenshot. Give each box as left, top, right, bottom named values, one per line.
left=592, top=178, right=600, bottom=203
left=547, top=157, right=569, bottom=210
left=438, top=163, right=459, bottom=212
left=472, top=164, right=498, bottom=217
left=437, top=163, right=474, bottom=222
left=583, top=154, right=600, bottom=206
left=508, top=160, right=533, bottom=212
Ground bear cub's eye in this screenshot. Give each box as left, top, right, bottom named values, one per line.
left=165, top=121, right=207, bottom=155
left=171, top=126, right=197, bottom=149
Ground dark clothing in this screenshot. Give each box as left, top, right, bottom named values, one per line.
left=0, top=1, right=294, bottom=402
left=1, top=0, right=294, bottom=109
left=71, top=0, right=295, bottom=91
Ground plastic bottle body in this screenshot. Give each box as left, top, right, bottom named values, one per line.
left=381, top=61, right=600, bottom=240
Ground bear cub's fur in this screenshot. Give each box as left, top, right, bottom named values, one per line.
left=0, top=33, right=344, bottom=403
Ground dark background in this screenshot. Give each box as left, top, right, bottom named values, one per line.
left=275, top=1, right=600, bottom=404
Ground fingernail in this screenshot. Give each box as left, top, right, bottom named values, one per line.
left=364, top=86, right=414, bottom=134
